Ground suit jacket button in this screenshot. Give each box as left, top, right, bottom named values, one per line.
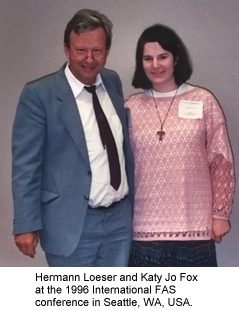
left=87, top=171, right=92, bottom=176
left=84, top=195, right=89, bottom=201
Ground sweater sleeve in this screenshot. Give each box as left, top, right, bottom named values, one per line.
left=205, top=92, right=235, bottom=220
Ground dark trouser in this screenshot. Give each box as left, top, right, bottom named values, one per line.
left=128, top=240, right=217, bottom=267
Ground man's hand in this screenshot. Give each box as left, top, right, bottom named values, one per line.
left=211, top=219, right=231, bottom=243
left=14, top=232, right=39, bottom=258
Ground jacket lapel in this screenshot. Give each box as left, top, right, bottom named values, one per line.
left=54, top=67, right=125, bottom=167
left=55, top=67, right=90, bottom=166
left=101, top=71, right=126, bottom=126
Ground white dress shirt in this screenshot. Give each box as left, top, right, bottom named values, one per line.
left=64, top=65, right=128, bottom=207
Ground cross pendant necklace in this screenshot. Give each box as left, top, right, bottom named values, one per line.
left=157, top=127, right=165, bottom=141
left=151, top=88, right=179, bottom=141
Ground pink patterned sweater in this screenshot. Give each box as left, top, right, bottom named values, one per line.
left=125, top=84, right=235, bottom=241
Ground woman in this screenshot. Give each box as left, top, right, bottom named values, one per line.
left=126, top=24, right=235, bottom=266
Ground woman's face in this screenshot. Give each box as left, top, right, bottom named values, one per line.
left=142, top=42, right=177, bottom=92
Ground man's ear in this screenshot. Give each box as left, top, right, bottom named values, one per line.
left=106, top=48, right=110, bottom=57
left=64, top=44, right=70, bottom=60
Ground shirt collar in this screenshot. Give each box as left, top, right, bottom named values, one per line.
left=64, top=63, right=106, bottom=98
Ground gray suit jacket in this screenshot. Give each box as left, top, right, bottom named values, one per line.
left=12, top=64, right=134, bottom=256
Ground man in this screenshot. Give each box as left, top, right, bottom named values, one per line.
left=12, top=9, right=134, bottom=266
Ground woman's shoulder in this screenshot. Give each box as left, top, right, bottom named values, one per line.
left=181, top=84, right=221, bottom=115
left=125, top=90, right=149, bottom=104
left=183, top=83, right=216, bottom=99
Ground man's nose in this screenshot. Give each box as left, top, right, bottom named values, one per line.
left=85, top=50, right=94, bottom=61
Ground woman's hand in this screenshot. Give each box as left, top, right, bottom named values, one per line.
left=211, top=219, right=231, bottom=243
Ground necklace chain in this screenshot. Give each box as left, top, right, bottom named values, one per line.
left=151, top=88, right=179, bottom=141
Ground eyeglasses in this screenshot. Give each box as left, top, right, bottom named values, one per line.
left=76, top=48, right=105, bottom=59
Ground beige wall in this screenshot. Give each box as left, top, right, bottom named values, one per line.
left=1, top=0, right=238, bottom=266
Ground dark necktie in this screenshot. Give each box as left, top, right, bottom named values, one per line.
left=84, top=85, right=121, bottom=190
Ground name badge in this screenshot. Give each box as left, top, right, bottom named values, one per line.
left=178, top=100, right=203, bottom=119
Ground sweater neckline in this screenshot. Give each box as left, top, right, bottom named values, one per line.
left=145, top=83, right=194, bottom=98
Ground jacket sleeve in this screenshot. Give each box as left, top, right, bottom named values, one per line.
left=12, top=84, right=46, bottom=234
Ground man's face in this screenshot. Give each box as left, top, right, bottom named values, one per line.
left=64, top=27, right=109, bottom=85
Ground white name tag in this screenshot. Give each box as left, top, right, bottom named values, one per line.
left=178, top=100, right=203, bottom=119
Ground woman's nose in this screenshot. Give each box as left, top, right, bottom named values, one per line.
left=153, top=58, right=159, bottom=68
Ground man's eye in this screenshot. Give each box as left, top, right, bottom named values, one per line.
left=93, top=49, right=103, bottom=55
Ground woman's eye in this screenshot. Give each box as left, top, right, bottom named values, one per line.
left=143, top=56, right=152, bottom=61
left=159, top=54, right=168, bottom=60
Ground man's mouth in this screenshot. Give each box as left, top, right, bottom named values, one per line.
left=82, top=65, right=95, bottom=71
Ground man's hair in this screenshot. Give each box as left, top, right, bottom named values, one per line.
left=64, top=9, right=113, bottom=49
left=132, top=24, right=193, bottom=89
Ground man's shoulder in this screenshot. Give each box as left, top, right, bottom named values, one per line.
left=26, top=71, right=58, bottom=86
left=25, top=65, right=65, bottom=88
left=101, top=68, right=120, bottom=82
left=100, top=68, right=122, bottom=94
